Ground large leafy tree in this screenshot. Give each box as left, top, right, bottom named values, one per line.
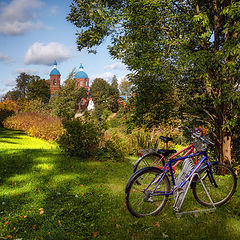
left=26, top=76, right=50, bottom=103
left=4, top=90, right=22, bottom=101
left=15, top=72, right=32, bottom=99
left=5, top=73, right=50, bottom=102
left=67, top=0, right=240, bottom=164
left=91, top=78, right=119, bottom=113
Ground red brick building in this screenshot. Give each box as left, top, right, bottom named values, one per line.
left=75, top=64, right=91, bottom=110
left=75, top=64, right=89, bottom=90
left=49, top=60, right=61, bottom=97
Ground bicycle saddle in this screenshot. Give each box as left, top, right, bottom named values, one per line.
left=157, top=149, right=177, bottom=156
left=159, top=136, right=173, bottom=143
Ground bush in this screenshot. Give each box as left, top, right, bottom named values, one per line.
left=0, top=99, right=22, bottom=112
left=104, top=121, right=182, bottom=156
left=97, top=139, right=125, bottom=161
left=0, top=99, right=22, bottom=126
left=3, top=112, right=63, bottom=141
left=21, top=99, right=50, bottom=115
left=57, top=118, right=101, bottom=158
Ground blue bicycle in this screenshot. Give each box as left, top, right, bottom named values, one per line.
left=125, top=129, right=237, bottom=217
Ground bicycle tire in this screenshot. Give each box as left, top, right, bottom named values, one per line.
left=192, top=162, right=237, bottom=207
left=126, top=167, right=170, bottom=217
left=133, top=152, right=165, bottom=173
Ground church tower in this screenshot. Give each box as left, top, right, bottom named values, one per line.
left=75, top=64, right=91, bottom=110
left=75, top=64, right=89, bottom=90
left=49, top=60, right=61, bottom=96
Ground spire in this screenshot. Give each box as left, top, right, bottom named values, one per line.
left=79, top=63, right=84, bottom=70
left=53, top=60, right=57, bottom=68
left=50, top=60, right=60, bottom=76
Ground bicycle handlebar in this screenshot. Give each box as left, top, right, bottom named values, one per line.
left=179, top=126, right=214, bottom=146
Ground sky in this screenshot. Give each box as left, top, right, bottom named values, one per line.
left=0, top=0, right=130, bottom=97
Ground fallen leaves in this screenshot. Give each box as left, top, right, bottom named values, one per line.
left=34, top=188, right=41, bottom=193
left=39, top=208, right=44, bottom=215
left=155, top=222, right=160, bottom=228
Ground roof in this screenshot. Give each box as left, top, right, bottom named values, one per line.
left=50, top=68, right=60, bottom=75
left=75, top=64, right=88, bottom=79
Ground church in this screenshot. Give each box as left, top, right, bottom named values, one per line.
left=48, top=61, right=93, bottom=110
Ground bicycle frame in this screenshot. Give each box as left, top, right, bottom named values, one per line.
left=148, top=143, right=197, bottom=170
left=148, top=151, right=217, bottom=197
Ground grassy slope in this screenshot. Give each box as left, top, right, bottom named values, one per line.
left=0, top=127, right=239, bottom=240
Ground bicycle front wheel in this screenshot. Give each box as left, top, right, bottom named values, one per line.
left=126, top=167, right=170, bottom=217
left=192, top=162, right=237, bottom=207
left=133, top=152, right=165, bottom=173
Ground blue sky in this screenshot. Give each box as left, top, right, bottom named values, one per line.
left=0, top=0, right=129, bottom=97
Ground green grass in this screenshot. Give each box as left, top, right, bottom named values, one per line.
left=0, top=127, right=240, bottom=239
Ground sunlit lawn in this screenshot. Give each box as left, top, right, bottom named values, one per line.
left=0, top=127, right=239, bottom=240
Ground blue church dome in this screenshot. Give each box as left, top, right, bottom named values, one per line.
left=75, top=64, right=88, bottom=79
left=50, top=60, right=61, bottom=75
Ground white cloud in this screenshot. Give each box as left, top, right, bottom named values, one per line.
left=0, top=88, right=9, bottom=98
left=104, top=62, right=126, bottom=71
left=49, top=6, right=59, bottom=16
left=3, top=78, right=15, bottom=87
left=24, top=42, right=73, bottom=65
left=90, top=72, right=114, bottom=82
left=0, top=53, right=14, bottom=64
left=118, top=75, right=128, bottom=83
left=0, top=0, right=44, bottom=35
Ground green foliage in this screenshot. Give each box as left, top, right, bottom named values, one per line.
left=15, top=72, right=32, bottom=99
left=57, top=118, right=101, bottom=157
left=26, top=76, right=50, bottom=103
left=4, top=90, right=22, bottom=101
left=4, top=73, right=50, bottom=103
left=58, top=116, right=125, bottom=161
left=91, top=78, right=119, bottom=115
left=97, top=139, right=124, bottom=161
left=21, top=99, right=50, bottom=115
left=3, top=112, right=63, bottom=141
left=67, top=0, right=240, bottom=164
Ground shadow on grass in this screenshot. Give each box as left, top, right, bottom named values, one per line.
left=0, top=129, right=239, bottom=239
left=0, top=128, right=26, bottom=143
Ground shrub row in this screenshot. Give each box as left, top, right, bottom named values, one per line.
left=3, top=112, right=63, bottom=141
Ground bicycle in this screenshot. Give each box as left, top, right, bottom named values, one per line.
left=125, top=129, right=237, bottom=217
left=133, top=133, right=198, bottom=173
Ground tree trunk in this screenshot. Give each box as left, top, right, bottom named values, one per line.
left=222, top=133, right=232, bottom=165
left=219, top=127, right=232, bottom=165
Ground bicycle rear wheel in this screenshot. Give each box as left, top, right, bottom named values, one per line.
left=133, top=152, right=165, bottom=173
left=192, top=162, right=237, bottom=207
left=126, top=167, right=170, bottom=217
